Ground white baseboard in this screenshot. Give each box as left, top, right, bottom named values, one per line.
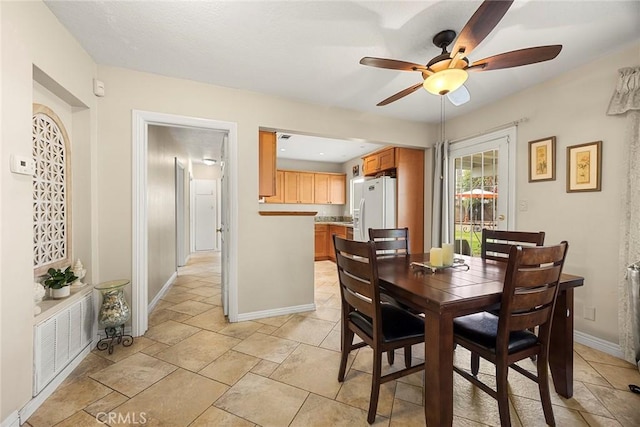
left=19, top=343, right=93, bottom=424
left=574, top=330, right=623, bottom=359
left=236, top=303, right=316, bottom=322
left=148, top=271, right=178, bottom=313
left=0, top=411, right=19, bottom=427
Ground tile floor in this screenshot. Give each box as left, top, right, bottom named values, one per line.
left=27, top=252, right=640, bottom=426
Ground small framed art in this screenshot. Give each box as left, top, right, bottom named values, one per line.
left=528, top=136, right=556, bottom=182
left=566, top=141, right=602, bottom=192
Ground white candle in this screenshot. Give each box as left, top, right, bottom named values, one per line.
left=442, top=243, right=454, bottom=266
left=430, top=247, right=443, bottom=267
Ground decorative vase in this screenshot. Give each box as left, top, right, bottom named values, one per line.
left=50, top=286, right=70, bottom=299
left=95, top=279, right=134, bottom=354
left=97, top=281, right=131, bottom=328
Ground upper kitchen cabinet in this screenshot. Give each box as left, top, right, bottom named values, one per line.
left=284, top=171, right=315, bottom=204
left=314, top=173, right=346, bottom=205
left=258, top=130, right=276, bottom=197
left=264, top=170, right=284, bottom=203
left=362, top=146, right=395, bottom=176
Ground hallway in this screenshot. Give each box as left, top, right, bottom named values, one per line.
left=26, top=254, right=640, bottom=426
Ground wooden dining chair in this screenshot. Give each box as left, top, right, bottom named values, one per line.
left=333, top=235, right=425, bottom=424
left=481, top=229, right=545, bottom=262
left=368, top=227, right=417, bottom=365
left=368, top=227, right=410, bottom=255
left=453, top=242, right=569, bottom=426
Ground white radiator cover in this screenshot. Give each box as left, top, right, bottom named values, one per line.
left=33, top=293, right=93, bottom=395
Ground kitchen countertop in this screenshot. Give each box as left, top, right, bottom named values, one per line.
left=315, top=221, right=353, bottom=228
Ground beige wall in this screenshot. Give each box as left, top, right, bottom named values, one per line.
left=445, top=42, right=640, bottom=344
left=1, top=1, right=98, bottom=420
left=96, top=65, right=431, bottom=316
left=147, top=126, right=190, bottom=303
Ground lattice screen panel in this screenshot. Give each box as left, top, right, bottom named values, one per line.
left=32, top=106, right=71, bottom=274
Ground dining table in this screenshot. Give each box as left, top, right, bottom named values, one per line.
left=376, top=253, right=584, bottom=427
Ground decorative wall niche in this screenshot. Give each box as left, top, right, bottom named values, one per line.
left=32, top=103, right=72, bottom=276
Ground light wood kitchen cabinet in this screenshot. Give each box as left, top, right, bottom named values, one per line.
left=328, top=224, right=348, bottom=262
left=314, top=224, right=329, bottom=260
left=258, top=130, right=276, bottom=197
left=362, top=146, right=395, bottom=176
left=284, top=171, right=314, bottom=204
left=395, top=147, right=425, bottom=255
left=313, top=173, right=346, bottom=204
left=315, top=223, right=352, bottom=261
left=264, top=170, right=284, bottom=203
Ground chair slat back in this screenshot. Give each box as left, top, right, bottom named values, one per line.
left=481, top=229, right=545, bottom=262
left=369, top=228, right=410, bottom=256
left=334, top=235, right=380, bottom=322
left=497, top=242, right=568, bottom=353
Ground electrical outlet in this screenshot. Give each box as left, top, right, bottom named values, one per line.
left=583, top=306, right=596, bottom=321
left=518, top=200, right=528, bottom=212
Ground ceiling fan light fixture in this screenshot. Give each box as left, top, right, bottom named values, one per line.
left=423, top=68, right=468, bottom=96
left=202, top=158, right=217, bottom=166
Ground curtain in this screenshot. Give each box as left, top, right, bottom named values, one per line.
left=607, top=66, right=640, bottom=367
left=431, top=140, right=450, bottom=246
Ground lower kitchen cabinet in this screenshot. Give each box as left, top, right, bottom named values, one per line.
left=314, top=223, right=351, bottom=262
left=314, top=224, right=329, bottom=260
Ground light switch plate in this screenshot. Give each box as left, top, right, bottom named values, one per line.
left=10, top=155, right=35, bottom=175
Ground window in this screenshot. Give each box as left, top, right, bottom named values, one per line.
left=32, top=104, right=72, bottom=276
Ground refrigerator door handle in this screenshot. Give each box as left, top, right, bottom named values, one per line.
left=359, top=197, right=366, bottom=241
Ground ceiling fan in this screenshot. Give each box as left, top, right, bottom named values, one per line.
left=360, top=0, right=562, bottom=107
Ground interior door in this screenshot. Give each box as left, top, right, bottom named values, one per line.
left=194, top=180, right=216, bottom=251
left=448, top=128, right=515, bottom=256
left=220, top=134, right=230, bottom=316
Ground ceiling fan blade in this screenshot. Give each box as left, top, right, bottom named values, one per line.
left=450, top=0, right=514, bottom=58
left=377, top=83, right=424, bottom=106
left=447, top=84, right=470, bottom=106
left=468, top=45, right=562, bottom=71
left=360, top=57, right=429, bottom=72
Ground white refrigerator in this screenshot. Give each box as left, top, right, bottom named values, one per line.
left=353, top=176, right=396, bottom=241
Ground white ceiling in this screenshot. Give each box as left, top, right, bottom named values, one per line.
left=45, top=0, right=639, bottom=161
left=276, top=132, right=384, bottom=163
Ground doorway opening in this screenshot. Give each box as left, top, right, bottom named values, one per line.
left=132, top=110, right=238, bottom=336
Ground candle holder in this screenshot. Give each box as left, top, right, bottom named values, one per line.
left=96, top=279, right=134, bottom=354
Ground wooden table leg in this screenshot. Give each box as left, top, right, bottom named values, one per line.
left=549, top=288, right=574, bottom=398
left=424, top=310, right=454, bottom=426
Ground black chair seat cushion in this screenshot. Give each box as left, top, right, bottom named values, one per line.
left=349, top=304, right=424, bottom=343
left=453, top=312, right=538, bottom=354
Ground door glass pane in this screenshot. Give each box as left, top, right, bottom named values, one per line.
left=453, top=149, right=498, bottom=256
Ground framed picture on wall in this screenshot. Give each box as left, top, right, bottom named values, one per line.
left=352, top=164, right=360, bottom=177
left=567, top=141, right=602, bottom=192
left=528, top=136, right=556, bottom=182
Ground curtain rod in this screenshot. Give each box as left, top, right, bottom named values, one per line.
left=448, top=117, right=529, bottom=144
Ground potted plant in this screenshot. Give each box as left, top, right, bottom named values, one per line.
left=44, top=266, right=78, bottom=299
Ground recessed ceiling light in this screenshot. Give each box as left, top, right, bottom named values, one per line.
left=319, top=152, right=324, bottom=156
left=280, top=148, right=286, bottom=152
left=202, top=158, right=216, bottom=166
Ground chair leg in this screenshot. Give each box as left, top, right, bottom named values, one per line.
left=404, top=345, right=412, bottom=368
left=368, top=350, right=383, bottom=424
left=387, top=350, right=395, bottom=365
left=471, top=352, right=480, bottom=376
left=537, top=354, right=556, bottom=426
left=496, top=363, right=511, bottom=427
left=338, top=327, right=354, bottom=382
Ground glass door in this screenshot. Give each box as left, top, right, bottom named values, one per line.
left=448, top=128, right=516, bottom=256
